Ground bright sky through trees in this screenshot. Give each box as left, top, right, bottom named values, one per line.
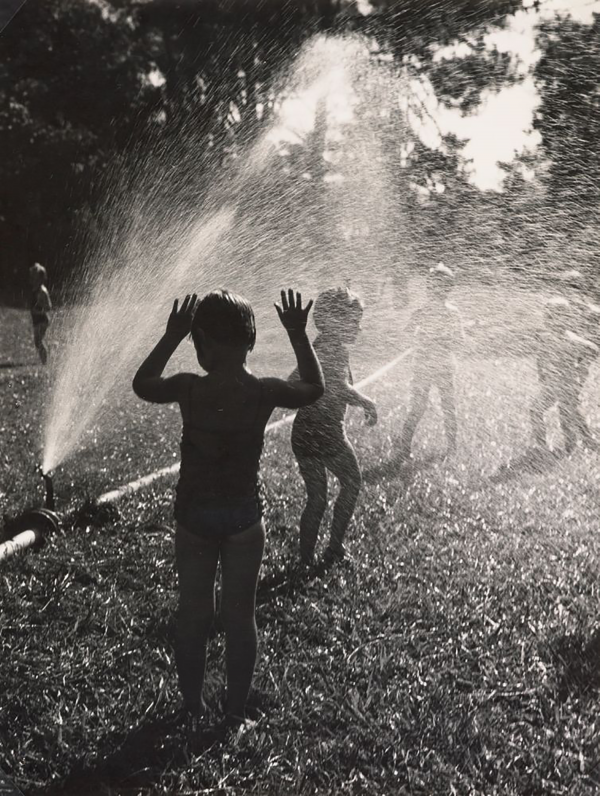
left=275, top=0, right=600, bottom=192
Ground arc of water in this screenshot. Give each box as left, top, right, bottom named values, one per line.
left=96, top=348, right=412, bottom=505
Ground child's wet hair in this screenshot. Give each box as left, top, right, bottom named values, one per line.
left=312, top=287, right=363, bottom=333
left=191, top=289, right=256, bottom=351
left=30, top=263, right=47, bottom=283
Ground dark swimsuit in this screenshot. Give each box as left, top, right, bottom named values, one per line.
left=174, top=376, right=267, bottom=539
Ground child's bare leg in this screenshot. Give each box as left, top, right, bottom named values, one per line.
left=559, top=392, right=588, bottom=452
left=437, top=371, right=457, bottom=453
left=296, top=455, right=328, bottom=563
left=220, top=521, right=265, bottom=718
left=325, top=442, right=361, bottom=558
left=400, top=378, right=430, bottom=458
left=577, top=412, right=599, bottom=449
left=175, top=524, right=220, bottom=715
left=530, top=386, right=553, bottom=448
left=33, top=323, right=48, bottom=365
left=558, top=403, right=576, bottom=453
left=572, top=372, right=599, bottom=448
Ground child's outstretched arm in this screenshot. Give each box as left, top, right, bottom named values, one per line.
left=132, top=294, right=197, bottom=403
left=345, top=384, right=378, bottom=425
left=263, top=289, right=324, bottom=409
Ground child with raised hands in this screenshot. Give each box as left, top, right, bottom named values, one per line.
left=133, top=289, right=323, bottom=739
left=291, top=287, right=377, bottom=566
left=398, top=263, right=466, bottom=461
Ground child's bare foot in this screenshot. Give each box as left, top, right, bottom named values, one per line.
left=213, top=712, right=258, bottom=743
left=181, top=699, right=210, bottom=747
left=181, top=696, right=208, bottom=723
left=293, top=558, right=314, bottom=580
left=390, top=447, right=412, bottom=470
left=322, top=544, right=353, bottom=568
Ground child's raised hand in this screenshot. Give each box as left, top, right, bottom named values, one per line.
left=275, top=289, right=313, bottom=335
left=363, top=398, right=378, bottom=426
left=166, top=294, right=198, bottom=341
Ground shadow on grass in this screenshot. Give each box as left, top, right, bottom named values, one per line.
left=363, top=452, right=439, bottom=485
left=256, top=562, right=332, bottom=605
left=489, top=446, right=563, bottom=485
left=42, top=711, right=193, bottom=796
left=43, top=701, right=274, bottom=796
left=41, top=545, right=350, bottom=794
left=256, top=557, right=340, bottom=603
left=552, top=627, right=600, bottom=702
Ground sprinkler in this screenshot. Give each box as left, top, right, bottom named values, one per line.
left=41, top=470, right=55, bottom=511
left=0, top=468, right=60, bottom=564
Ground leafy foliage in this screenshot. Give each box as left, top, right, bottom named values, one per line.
left=534, top=15, right=600, bottom=204
left=0, top=0, right=159, bottom=299
left=0, top=0, right=529, bottom=302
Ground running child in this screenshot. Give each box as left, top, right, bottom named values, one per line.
left=291, top=287, right=377, bottom=566
left=132, top=289, right=324, bottom=737
left=398, top=263, right=465, bottom=461
left=29, top=263, right=52, bottom=364
left=531, top=296, right=599, bottom=453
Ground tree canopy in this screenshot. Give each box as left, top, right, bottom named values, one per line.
left=1, top=0, right=596, bottom=301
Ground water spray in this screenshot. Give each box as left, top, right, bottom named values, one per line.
left=1, top=335, right=411, bottom=569
left=0, top=468, right=60, bottom=564
left=97, top=348, right=413, bottom=503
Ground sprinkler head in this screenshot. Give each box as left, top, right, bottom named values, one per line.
left=42, top=471, right=55, bottom=511
left=36, top=465, right=55, bottom=511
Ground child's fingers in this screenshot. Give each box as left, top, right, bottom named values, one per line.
left=288, top=288, right=295, bottom=310
left=274, top=303, right=283, bottom=319
left=280, top=290, right=288, bottom=311
left=171, top=299, right=179, bottom=315
left=304, top=298, right=314, bottom=315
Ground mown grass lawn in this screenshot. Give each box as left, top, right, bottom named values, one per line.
left=1, top=286, right=600, bottom=795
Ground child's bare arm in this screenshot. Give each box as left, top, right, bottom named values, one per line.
left=263, top=290, right=324, bottom=409
left=346, top=385, right=378, bottom=425
left=41, top=287, right=52, bottom=312
left=132, top=294, right=197, bottom=403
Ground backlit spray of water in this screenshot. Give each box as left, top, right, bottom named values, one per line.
left=42, top=34, right=408, bottom=472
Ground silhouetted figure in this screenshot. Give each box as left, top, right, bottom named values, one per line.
left=398, top=263, right=466, bottom=461
left=29, top=262, right=51, bottom=364
left=530, top=296, right=599, bottom=453
left=132, top=289, right=323, bottom=743
left=292, top=287, right=377, bottom=565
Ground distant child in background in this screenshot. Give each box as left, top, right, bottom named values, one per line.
left=555, top=269, right=600, bottom=344
left=531, top=296, right=599, bottom=454
left=29, top=263, right=52, bottom=364
left=291, top=287, right=378, bottom=566
left=398, top=263, right=466, bottom=461
left=133, top=289, right=324, bottom=738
